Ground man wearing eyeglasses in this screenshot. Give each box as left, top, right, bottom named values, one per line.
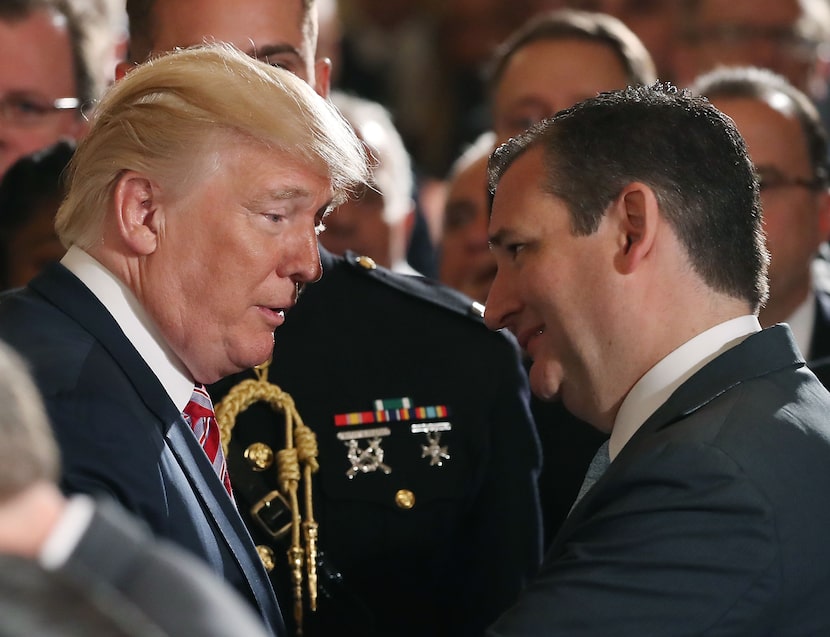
left=693, top=66, right=830, bottom=383
left=0, top=0, right=95, bottom=176
left=675, top=0, right=830, bottom=93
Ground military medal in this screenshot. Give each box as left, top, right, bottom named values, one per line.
left=411, top=421, right=452, bottom=467
left=333, top=399, right=453, bottom=475
left=337, top=427, right=393, bottom=478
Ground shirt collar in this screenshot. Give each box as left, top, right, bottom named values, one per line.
left=61, top=246, right=194, bottom=411
left=609, top=315, right=761, bottom=460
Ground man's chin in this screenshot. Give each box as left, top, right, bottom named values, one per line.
left=226, top=336, right=276, bottom=376
left=528, top=359, right=563, bottom=402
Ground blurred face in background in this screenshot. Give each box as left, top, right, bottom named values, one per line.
left=710, top=93, right=830, bottom=324
left=584, top=0, right=683, bottom=81
left=678, top=0, right=818, bottom=92
left=0, top=9, right=84, bottom=176
left=129, top=0, right=330, bottom=96
left=440, top=152, right=493, bottom=303
left=492, top=37, right=631, bottom=141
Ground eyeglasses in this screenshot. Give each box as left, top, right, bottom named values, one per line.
left=756, top=168, right=826, bottom=193
left=0, top=93, right=83, bottom=128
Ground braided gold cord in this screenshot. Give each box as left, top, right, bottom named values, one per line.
left=214, top=360, right=320, bottom=635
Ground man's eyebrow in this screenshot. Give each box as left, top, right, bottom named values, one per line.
left=488, top=228, right=511, bottom=248
left=250, top=43, right=303, bottom=61
left=247, top=188, right=313, bottom=207
left=268, top=187, right=313, bottom=200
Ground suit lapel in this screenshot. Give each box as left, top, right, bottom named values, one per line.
left=550, top=326, right=804, bottom=553
left=632, top=325, right=803, bottom=442
left=166, top=423, right=281, bottom=626
left=29, top=264, right=178, bottom=431
left=29, top=264, right=281, bottom=629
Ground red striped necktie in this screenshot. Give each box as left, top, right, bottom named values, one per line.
left=183, top=384, right=233, bottom=498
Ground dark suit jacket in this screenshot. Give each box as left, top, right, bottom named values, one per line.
left=0, top=264, right=284, bottom=636
left=57, top=498, right=272, bottom=637
left=489, top=325, right=830, bottom=636
left=211, top=248, right=542, bottom=637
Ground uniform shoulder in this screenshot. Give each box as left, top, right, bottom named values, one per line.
left=337, top=251, right=487, bottom=323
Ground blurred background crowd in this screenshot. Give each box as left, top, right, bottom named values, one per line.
left=4, top=0, right=830, bottom=290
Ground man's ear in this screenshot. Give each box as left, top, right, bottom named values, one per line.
left=112, top=171, right=162, bottom=255
left=315, top=57, right=332, bottom=98
left=610, top=182, right=660, bottom=275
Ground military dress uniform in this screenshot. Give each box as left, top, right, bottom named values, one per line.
left=210, top=248, right=542, bottom=637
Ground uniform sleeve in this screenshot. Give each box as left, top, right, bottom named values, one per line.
left=450, top=334, right=544, bottom=634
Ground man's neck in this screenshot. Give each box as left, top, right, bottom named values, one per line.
left=0, top=483, right=65, bottom=558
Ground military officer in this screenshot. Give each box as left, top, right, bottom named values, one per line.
left=211, top=248, right=542, bottom=637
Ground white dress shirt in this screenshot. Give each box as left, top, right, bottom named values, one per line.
left=609, top=315, right=762, bottom=461
left=61, top=246, right=194, bottom=412
left=38, top=494, right=95, bottom=570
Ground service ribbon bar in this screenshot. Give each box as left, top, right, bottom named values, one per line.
left=335, top=399, right=449, bottom=426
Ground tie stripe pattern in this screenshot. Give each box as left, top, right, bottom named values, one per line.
left=183, top=384, right=233, bottom=498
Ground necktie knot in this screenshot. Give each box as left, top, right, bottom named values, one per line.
left=183, top=384, right=233, bottom=498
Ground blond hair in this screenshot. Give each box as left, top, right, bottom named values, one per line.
left=56, top=42, right=369, bottom=249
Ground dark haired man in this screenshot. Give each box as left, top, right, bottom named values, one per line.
left=485, top=84, right=830, bottom=635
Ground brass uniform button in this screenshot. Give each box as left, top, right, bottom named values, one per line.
left=257, top=545, right=276, bottom=572
left=244, top=442, right=274, bottom=471
left=356, top=255, right=377, bottom=270
left=394, top=489, right=415, bottom=510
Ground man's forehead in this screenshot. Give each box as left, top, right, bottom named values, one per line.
left=148, top=0, right=307, bottom=54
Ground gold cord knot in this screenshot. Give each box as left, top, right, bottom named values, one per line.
left=214, top=358, right=319, bottom=635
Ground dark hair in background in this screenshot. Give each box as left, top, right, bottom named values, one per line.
left=488, top=83, right=769, bottom=311
left=0, top=141, right=75, bottom=288
left=486, top=8, right=657, bottom=95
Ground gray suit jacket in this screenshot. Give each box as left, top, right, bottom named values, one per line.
left=489, top=325, right=830, bottom=636
left=58, top=498, right=271, bottom=637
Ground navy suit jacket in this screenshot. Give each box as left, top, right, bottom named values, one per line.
left=0, top=264, right=284, bottom=636
left=489, top=325, right=830, bottom=636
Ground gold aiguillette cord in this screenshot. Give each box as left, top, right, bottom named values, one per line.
left=215, top=359, right=319, bottom=635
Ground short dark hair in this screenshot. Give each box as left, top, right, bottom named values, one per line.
left=691, top=66, right=830, bottom=188
left=488, top=83, right=769, bottom=310
left=0, top=0, right=97, bottom=110
left=486, top=9, right=657, bottom=95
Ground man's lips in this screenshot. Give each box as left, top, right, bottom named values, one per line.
left=517, top=326, right=545, bottom=353
left=257, top=304, right=290, bottom=328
